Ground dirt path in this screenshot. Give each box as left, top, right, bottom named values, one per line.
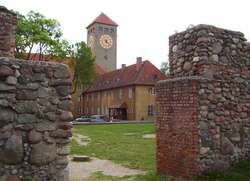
left=142, top=134, right=155, bottom=139
left=72, top=134, right=91, bottom=146
left=69, top=157, right=146, bottom=181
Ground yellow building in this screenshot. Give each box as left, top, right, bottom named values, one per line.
left=72, top=64, right=105, bottom=117
left=82, top=58, right=166, bottom=121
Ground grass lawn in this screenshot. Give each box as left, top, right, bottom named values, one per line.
left=71, top=123, right=250, bottom=181
left=71, top=124, right=155, bottom=171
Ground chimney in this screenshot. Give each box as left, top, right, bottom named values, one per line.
left=136, top=57, right=142, bottom=71
left=121, top=64, right=126, bottom=70
left=0, top=6, right=16, bottom=57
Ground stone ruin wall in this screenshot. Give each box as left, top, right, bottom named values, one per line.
left=0, top=6, right=16, bottom=58
left=156, top=24, right=250, bottom=180
left=0, top=6, right=72, bottom=181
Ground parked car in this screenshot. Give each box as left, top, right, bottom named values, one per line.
left=90, top=115, right=107, bottom=122
left=74, top=116, right=91, bottom=123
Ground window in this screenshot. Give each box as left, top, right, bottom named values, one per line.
left=151, top=74, right=158, bottom=81
left=77, top=95, right=82, bottom=103
left=149, top=87, right=156, bottom=96
left=98, top=26, right=103, bottom=32
left=102, top=107, right=105, bottom=114
left=148, top=105, right=155, bottom=116
left=110, top=28, right=114, bottom=33
left=119, top=89, right=123, bottom=99
left=77, top=106, right=81, bottom=114
left=104, top=27, right=109, bottom=33
left=128, top=88, right=133, bottom=99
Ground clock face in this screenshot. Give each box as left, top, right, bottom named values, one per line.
left=99, top=34, right=113, bottom=49
left=88, top=35, right=95, bottom=50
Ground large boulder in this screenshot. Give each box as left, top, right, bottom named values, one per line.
left=30, top=141, right=57, bottom=166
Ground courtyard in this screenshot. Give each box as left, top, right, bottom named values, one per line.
left=70, top=124, right=250, bottom=181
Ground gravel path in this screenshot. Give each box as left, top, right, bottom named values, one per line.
left=72, top=134, right=91, bottom=146
left=69, top=157, right=146, bottom=181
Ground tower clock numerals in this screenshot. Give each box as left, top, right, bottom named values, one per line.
left=99, top=34, right=113, bottom=49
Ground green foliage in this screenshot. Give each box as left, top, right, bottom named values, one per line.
left=70, top=42, right=96, bottom=93
left=160, top=61, right=169, bottom=75
left=15, top=10, right=96, bottom=91
left=15, top=10, right=69, bottom=60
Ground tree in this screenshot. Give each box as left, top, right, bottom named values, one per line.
left=71, top=42, right=96, bottom=94
left=160, top=61, right=169, bottom=75
left=15, top=11, right=68, bottom=60
left=15, top=11, right=96, bottom=93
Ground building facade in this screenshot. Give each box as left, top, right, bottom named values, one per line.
left=82, top=59, right=167, bottom=121
left=87, top=13, right=118, bottom=72
left=71, top=64, right=105, bottom=117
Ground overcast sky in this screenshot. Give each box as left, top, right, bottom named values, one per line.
left=1, top=0, right=250, bottom=68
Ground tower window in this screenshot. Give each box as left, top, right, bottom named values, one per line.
left=98, top=26, right=103, bottom=32
left=104, top=28, right=109, bottom=33
left=110, top=28, right=114, bottom=33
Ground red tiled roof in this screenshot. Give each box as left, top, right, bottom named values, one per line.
left=85, top=60, right=167, bottom=93
left=95, top=64, right=106, bottom=76
left=87, top=13, right=118, bottom=28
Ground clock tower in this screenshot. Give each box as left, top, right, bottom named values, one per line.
left=87, top=13, right=118, bottom=72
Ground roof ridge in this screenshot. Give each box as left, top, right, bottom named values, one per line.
left=87, top=12, right=118, bottom=28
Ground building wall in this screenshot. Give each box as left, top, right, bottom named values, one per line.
left=83, top=85, right=156, bottom=120
left=87, top=23, right=117, bottom=72
left=135, top=85, right=156, bottom=121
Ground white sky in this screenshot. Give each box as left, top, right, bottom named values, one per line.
left=1, top=0, right=250, bottom=68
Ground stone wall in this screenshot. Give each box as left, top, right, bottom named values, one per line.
left=0, top=6, right=72, bottom=181
left=0, top=57, right=72, bottom=181
left=156, top=24, right=250, bottom=180
left=0, top=6, right=16, bottom=57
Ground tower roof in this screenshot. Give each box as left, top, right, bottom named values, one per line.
left=87, top=12, right=118, bottom=28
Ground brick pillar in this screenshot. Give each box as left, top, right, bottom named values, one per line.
left=156, top=78, right=200, bottom=180
left=0, top=6, right=16, bottom=57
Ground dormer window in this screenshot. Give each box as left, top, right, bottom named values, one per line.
left=151, top=74, right=158, bottom=81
